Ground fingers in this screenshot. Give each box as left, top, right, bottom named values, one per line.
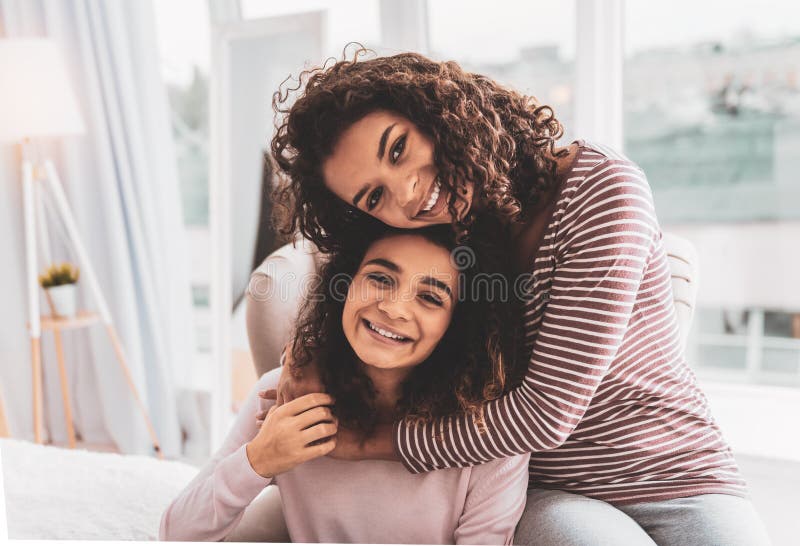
left=275, top=385, right=286, bottom=406
left=260, top=388, right=282, bottom=408
left=259, top=389, right=277, bottom=401
left=314, top=438, right=337, bottom=457
left=292, top=436, right=337, bottom=468
left=255, top=405, right=275, bottom=427
left=293, top=405, right=335, bottom=430
left=276, top=358, right=293, bottom=406
left=280, top=392, right=335, bottom=417
left=301, top=420, right=338, bottom=445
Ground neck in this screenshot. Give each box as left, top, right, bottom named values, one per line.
left=509, top=142, right=576, bottom=232
left=553, top=142, right=578, bottom=178
left=504, top=143, right=577, bottom=269
left=361, top=364, right=412, bottom=423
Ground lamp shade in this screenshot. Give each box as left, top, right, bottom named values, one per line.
left=0, top=38, right=86, bottom=143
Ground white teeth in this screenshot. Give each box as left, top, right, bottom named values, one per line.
left=421, top=180, right=441, bottom=213
left=367, top=320, right=407, bottom=341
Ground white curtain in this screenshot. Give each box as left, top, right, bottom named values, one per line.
left=0, top=0, right=194, bottom=457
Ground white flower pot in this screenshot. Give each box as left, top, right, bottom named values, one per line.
left=45, top=284, right=78, bottom=318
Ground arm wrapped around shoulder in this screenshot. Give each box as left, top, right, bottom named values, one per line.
left=395, top=159, right=661, bottom=471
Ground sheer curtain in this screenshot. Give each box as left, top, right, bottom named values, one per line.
left=0, top=0, right=194, bottom=457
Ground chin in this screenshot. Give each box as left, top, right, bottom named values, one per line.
left=352, top=347, right=402, bottom=368
left=359, top=351, right=406, bottom=370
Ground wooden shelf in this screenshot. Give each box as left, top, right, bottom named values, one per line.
left=47, top=440, right=120, bottom=454
left=31, top=310, right=100, bottom=332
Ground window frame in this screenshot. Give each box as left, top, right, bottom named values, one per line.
left=207, top=0, right=799, bottom=460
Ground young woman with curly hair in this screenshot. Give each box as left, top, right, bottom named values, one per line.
left=160, top=225, right=531, bottom=543
left=268, top=49, right=771, bottom=545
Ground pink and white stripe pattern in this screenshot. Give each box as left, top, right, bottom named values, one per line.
left=394, top=142, right=747, bottom=504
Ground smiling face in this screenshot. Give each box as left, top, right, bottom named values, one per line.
left=322, top=110, right=475, bottom=228
left=341, top=233, right=459, bottom=374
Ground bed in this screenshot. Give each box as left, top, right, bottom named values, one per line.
left=1, top=438, right=198, bottom=540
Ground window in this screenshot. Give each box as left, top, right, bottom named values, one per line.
left=152, top=0, right=212, bottom=365
left=428, top=0, right=576, bottom=144
left=241, top=0, right=381, bottom=56
left=624, top=0, right=800, bottom=224
left=152, top=0, right=211, bottom=227
left=624, top=1, right=800, bottom=393
left=690, top=307, right=800, bottom=387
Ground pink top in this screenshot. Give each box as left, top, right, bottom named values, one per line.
left=160, top=368, right=530, bottom=544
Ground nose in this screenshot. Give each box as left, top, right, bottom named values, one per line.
left=376, top=293, right=412, bottom=321
left=392, top=172, right=418, bottom=209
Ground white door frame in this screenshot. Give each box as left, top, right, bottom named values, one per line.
left=209, top=10, right=324, bottom=449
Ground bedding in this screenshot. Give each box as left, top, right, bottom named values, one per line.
left=1, top=438, right=198, bottom=540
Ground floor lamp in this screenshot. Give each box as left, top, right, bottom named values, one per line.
left=0, top=38, right=162, bottom=457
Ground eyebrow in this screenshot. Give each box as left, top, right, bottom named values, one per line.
left=352, top=184, right=369, bottom=207
left=352, top=123, right=397, bottom=207
left=420, top=277, right=453, bottom=298
left=364, top=258, right=454, bottom=298
left=364, top=258, right=399, bottom=272
left=377, top=123, right=396, bottom=160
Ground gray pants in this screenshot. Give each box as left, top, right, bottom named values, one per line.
left=515, top=489, right=771, bottom=546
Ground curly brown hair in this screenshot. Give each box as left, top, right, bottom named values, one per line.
left=288, top=221, right=526, bottom=435
left=271, top=47, right=566, bottom=252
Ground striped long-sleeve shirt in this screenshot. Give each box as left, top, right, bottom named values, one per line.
left=394, top=141, right=748, bottom=505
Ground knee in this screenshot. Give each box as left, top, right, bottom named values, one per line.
left=514, top=490, right=654, bottom=546
left=515, top=491, right=591, bottom=545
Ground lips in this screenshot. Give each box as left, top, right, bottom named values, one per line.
left=361, top=318, right=413, bottom=344
left=415, top=177, right=447, bottom=218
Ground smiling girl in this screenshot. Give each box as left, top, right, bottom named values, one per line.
left=159, top=225, right=529, bottom=544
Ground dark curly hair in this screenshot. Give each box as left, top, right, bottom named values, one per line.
left=271, top=46, right=567, bottom=253
left=288, top=221, right=526, bottom=435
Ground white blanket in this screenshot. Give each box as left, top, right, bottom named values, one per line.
left=1, top=438, right=198, bottom=540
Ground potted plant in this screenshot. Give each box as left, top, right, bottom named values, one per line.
left=39, top=262, right=80, bottom=318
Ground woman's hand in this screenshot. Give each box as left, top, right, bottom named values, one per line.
left=246, top=392, right=337, bottom=479
left=275, top=346, right=326, bottom=406
left=256, top=399, right=399, bottom=463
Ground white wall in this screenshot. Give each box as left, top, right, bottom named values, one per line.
left=701, top=381, right=800, bottom=462
left=668, top=220, right=800, bottom=461
left=665, top=222, right=800, bottom=310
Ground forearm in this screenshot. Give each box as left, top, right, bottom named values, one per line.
left=161, top=373, right=278, bottom=541
left=159, top=445, right=273, bottom=541
left=394, top=162, right=658, bottom=473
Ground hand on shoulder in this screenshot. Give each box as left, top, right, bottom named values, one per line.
left=246, top=392, right=337, bottom=478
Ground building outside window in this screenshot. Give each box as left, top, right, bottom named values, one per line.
left=623, top=0, right=800, bottom=390
left=428, top=0, right=575, bottom=144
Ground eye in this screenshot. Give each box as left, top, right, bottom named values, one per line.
left=366, top=187, right=383, bottom=211
left=420, top=293, right=444, bottom=307
left=366, top=272, right=393, bottom=286
left=390, top=135, right=406, bottom=163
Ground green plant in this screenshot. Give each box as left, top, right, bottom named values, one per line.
left=38, top=262, right=80, bottom=288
